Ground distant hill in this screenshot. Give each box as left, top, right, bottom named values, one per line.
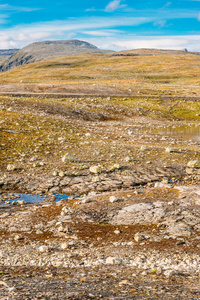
left=0, top=39, right=112, bottom=72
left=0, top=49, right=19, bottom=63
left=0, top=47, right=200, bottom=97
left=112, top=48, right=196, bottom=56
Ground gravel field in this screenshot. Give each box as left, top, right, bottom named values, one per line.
left=0, top=93, right=200, bottom=299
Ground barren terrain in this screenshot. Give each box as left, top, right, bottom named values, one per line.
left=0, top=49, right=200, bottom=299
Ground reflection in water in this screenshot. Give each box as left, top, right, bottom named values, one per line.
left=158, top=125, right=200, bottom=141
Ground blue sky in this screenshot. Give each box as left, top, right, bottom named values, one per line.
left=0, top=0, right=200, bottom=51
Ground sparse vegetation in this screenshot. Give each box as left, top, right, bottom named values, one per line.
left=0, top=47, right=200, bottom=299
left=0, top=49, right=200, bottom=97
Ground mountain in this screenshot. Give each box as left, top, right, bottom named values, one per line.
left=0, top=49, right=19, bottom=62
left=0, top=39, right=112, bottom=72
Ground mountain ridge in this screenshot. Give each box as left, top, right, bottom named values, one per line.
left=0, top=39, right=112, bottom=72
left=0, top=49, right=19, bottom=63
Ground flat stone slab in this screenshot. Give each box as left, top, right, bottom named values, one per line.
left=111, top=203, right=165, bottom=225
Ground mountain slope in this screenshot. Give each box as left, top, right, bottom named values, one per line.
left=0, top=49, right=19, bottom=63
left=0, top=39, right=111, bottom=72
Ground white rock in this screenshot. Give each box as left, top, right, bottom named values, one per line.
left=187, top=160, right=200, bottom=168
left=106, top=257, right=123, bottom=265
left=109, top=196, right=120, bottom=203
left=140, top=145, right=148, bottom=151
left=82, top=198, right=92, bottom=204
left=60, top=242, right=68, bottom=250
left=36, top=230, right=43, bottom=234
left=52, top=171, right=58, bottom=176
left=113, top=164, right=121, bottom=170
left=134, top=232, right=145, bottom=242
left=38, top=245, right=48, bottom=253
left=85, top=133, right=92, bottom=137
left=59, top=171, right=65, bottom=177
left=163, top=270, right=176, bottom=277
left=89, top=166, right=100, bottom=174
left=7, top=164, right=16, bottom=171
left=61, top=207, right=71, bottom=216
left=16, top=200, right=26, bottom=205
left=125, top=156, right=133, bottom=162
left=14, top=234, right=24, bottom=241
left=62, top=152, right=75, bottom=163
left=154, top=182, right=171, bottom=188
left=58, top=137, right=66, bottom=143
left=92, top=176, right=100, bottom=182
left=165, top=147, right=173, bottom=153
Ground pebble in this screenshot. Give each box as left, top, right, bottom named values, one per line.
left=106, top=257, right=123, bottom=265
left=89, top=166, right=101, bottom=174
left=165, top=147, right=173, bottom=153
left=140, top=145, right=148, bottom=151
left=14, top=234, right=24, bottom=241
left=16, top=200, right=26, bottom=205
left=38, top=245, right=49, bottom=253
left=62, top=152, right=75, bottom=163
left=82, top=198, right=92, bottom=204
left=187, top=160, right=200, bottom=168
left=60, top=243, right=68, bottom=250
left=7, top=164, right=16, bottom=171
left=124, top=156, right=133, bottom=162
left=109, top=196, right=120, bottom=203
left=134, top=232, right=145, bottom=242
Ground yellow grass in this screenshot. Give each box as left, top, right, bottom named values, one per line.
left=0, top=50, right=200, bottom=96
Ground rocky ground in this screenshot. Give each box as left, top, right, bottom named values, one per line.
left=0, top=94, right=200, bottom=299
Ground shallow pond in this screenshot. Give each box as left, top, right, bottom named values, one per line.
left=0, top=193, right=76, bottom=207
left=156, top=124, right=200, bottom=141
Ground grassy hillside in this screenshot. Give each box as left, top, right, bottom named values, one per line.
left=0, top=49, right=199, bottom=96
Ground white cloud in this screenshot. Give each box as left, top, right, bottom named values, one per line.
left=89, top=35, right=200, bottom=52
left=0, top=16, right=153, bottom=48
left=105, top=0, right=127, bottom=12
left=0, top=13, right=199, bottom=52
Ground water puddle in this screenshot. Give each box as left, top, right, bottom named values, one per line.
left=0, top=193, right=76, bottom=207
left=156, top=124, right=200, bottom=141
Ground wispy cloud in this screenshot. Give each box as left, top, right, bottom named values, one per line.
left=163, top=2, right=172, bottom=8
left=0, top=4, right=39, bottom=12
left=0, top=9, right=199, bottom=50
left=0, top=3, right=40, bottom=27
left=85, top=7, right=96, bottom=12
left=0, top=16, right=152, bottom=48
left=154, top=20, right=167, bottom=28
left=0, top=13, right=9, bottom=24
left=82, top=29, right=123, bottom=37
left=105, top=0, right=127, bottom=12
